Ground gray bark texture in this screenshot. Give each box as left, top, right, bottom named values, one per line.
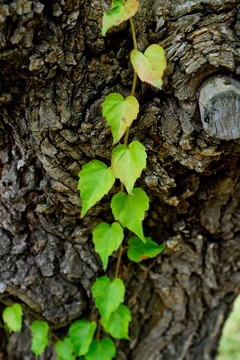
left=0, top=0, right=240, bottom=359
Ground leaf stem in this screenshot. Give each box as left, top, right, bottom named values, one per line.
left=131, top=71, right=138, bottom=97
left=129, top=18, right=137, bottom=51
left=115, top=245, right=124, bottom=278
left=96, top=318, right=101, bottom=341
left=0, top=299, right=9, bottom=307
left=124, top=128, right=130, bottom=147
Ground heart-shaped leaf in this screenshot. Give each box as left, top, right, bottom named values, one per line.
left=101, top=304, right=131, bottom=340
left=85, top=339, right=116, bottom=360
left=2, top=303, right=23, bottom=333
left=103, top=93, right=139, bottom=144
left=56, top=338, right=76, bottom=360
left=102, top=0, right=139, bottom=36
left=93, top=222, right=124, bottom=270
left=69, top=320, right=97, bottom=357
left=78, top=160, right=115, bottom=217
left=31, top=321, right=49, bottom=357
left=112, top=141, right=146, bottom=194
left=127, top=236, right=165, bottom=262
left=131, top=44, right=166, bottom=89
left=111, top=188, right=149, bottom=241
left=92, top=277, right=125, bottom=321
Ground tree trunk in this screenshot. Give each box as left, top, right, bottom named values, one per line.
left=0, top=0, right=240, bottom=359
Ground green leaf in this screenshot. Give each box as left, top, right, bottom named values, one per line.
left=112, top=141, right=146, bottom=194
left=128, top=236, right=165, bottom=262
left=69, top=320, right=97, bottom=357
left=131, top=44, right=166, bottom=89
left=2, top=303, right=23, bottom=333
left=93, top=222, right=124, bottom=270
left=101, top=304, right=131, bottom=340
left=78, top=160, right=115, bottom=217
left=92, top=277, right=125, bottom=321
left=31, top=321, right=49, bottom=357
left=111, top=188, right=149, bottom=241
left=85, top=339, right=116, bottom=360
left=102, top=93, right=139, bottom=144
left=102, top=0, right=139, bottom=36
left=56, top=338, right=76, bottom=360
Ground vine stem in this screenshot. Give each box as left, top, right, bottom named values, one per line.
left=129, top=18, right=137, bottom=51
left=96, top=318, right=101, bottom=341
left=115, top=244, right=124, bottom=278
left=124, top=18, right=138, bottom=148
left=98, top=20, right=138, bottom=322
left=117, top=18, right=138, bottom=275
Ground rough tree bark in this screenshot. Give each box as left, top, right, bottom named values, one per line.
left=0, top=0, right=240, bottom=359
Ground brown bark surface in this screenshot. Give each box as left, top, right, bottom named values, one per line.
left=0, top=0, right=240, bottom=359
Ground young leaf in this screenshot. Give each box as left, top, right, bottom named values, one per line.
left=78, top=160, right=115, bottom=217
left=31, top=321, right=49, bottom=357
left=112, top=141, right=146, bottom=194
left=93, top=222, right=124, bottom=270
left=85, top=339, right=116, bottom=360
left=128, top=236, right=166, bottom=262
left=69, top=320, right=97, bottom=357
left=102, top=0, right=139, bottom=36
left=101, top=304, right=131, bottom=340
left=131, top=44, right=166, bottom=89
left=102, top=93, right=139, bottom=144
left=111, top=188, right=149, bottom=241
left=2, top=303, right=23, bottom=333
left=56, top=337, right=76, bottom=360
left=92, top=276, right=125, bottom=321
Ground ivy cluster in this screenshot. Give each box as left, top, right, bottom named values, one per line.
left=1, top=1, right=167, bottom=359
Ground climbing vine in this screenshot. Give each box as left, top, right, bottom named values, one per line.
left=1, top=1, right=166, bottom=359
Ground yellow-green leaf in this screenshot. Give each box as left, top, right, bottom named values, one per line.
left=93, top=222, right=124, bottom=270
left=111, top=188, right=149, bottom=241
left=92, top=277, right=125, bottom=321
left=102, top=0, right=139, bottom=36
left=78, top=160, right=115, bottom=217
left=85, top=339, right=116, bottom=360
left=101, top=304, right=131, bottom=340
left=103, top=93, right=139, bottom=144
left=69, top=320, right=97, bottom=357
left=127, top=236, right=165, bottom=262
left=2, top=303, right=23, bottom=333
left=56, top=338, right=76, bottom=360
left=131, top=44, right=166, bottom=89
left=31, top=321, right=49, bottom=357
left=112, top=141, right=146, bottom=194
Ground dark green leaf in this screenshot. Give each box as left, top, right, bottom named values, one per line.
left=56, top=337, right=76, bottom=360
left=101, top=304, right=131, bottom=340
left=69, top=320, right=97, bottom=357
left=127, top=236, right=165, bottom=262
left=85, top=339, right=116, bottom=360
